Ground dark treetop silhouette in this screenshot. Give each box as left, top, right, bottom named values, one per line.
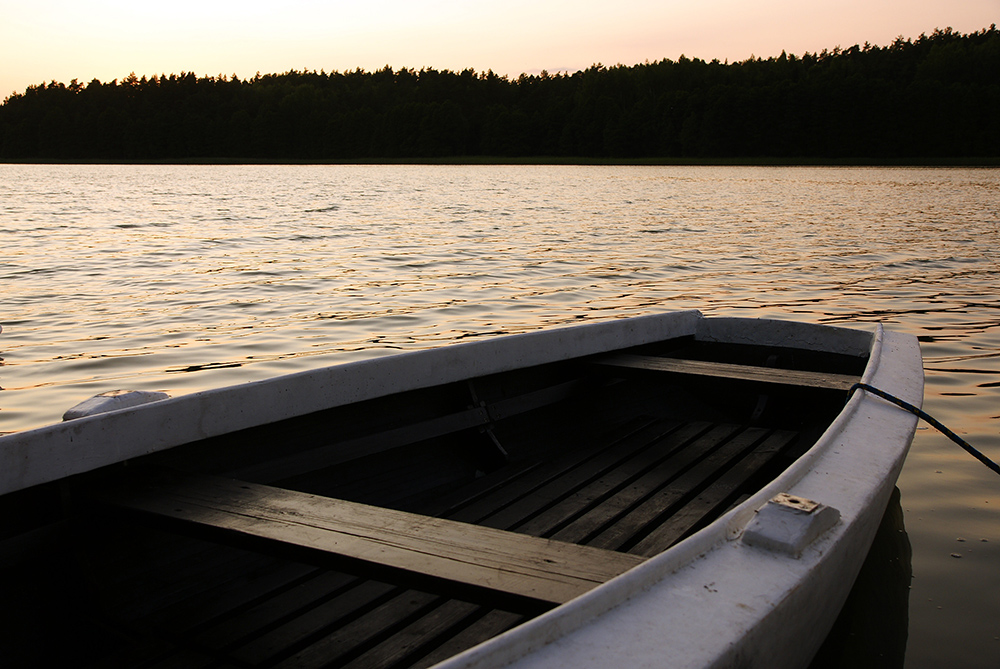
left=1, top=26, right=997, bottom=162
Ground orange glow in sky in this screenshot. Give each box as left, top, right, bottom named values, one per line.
left=2, top=1, right=996, bottom=100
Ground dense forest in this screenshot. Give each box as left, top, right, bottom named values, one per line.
left=1, top=26, right=997, bottom=162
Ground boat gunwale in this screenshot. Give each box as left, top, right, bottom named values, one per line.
left=0, top=310, right=874, bottom=496
left=0, top=310, right=701, bottom=495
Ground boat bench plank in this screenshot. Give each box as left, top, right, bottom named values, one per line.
left=594, top=353, right=860, bottom=391
left=212, top=422, right=668, bottom=666
left=94, top=419, right=798, bottom=668
left=102, top=470, right=646, bottom=610
left=90, top=425, right=643, bottom=665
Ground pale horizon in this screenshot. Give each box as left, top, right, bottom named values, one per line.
left=2, top=1, right=996, bottom=100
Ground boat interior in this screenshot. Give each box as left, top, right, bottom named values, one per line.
left=1, top=335, right=867, bottom=668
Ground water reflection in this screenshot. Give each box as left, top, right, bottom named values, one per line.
left=0, top=165, right=997, bottom=666
left=810, top=488, right=911, bottom=668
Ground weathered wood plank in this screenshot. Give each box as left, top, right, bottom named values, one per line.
left=514, top=421, right=714, bottom=539
left=145, top=559, right=319, bottom=633
left=141, top=421, right=660, bottom=664
left=590, top=426, right=773, bottom=552
left=471, top=420, right=689, bottom=531
left=594, top=353, right=860, bottom=391
left=548, top=423, right=742, bottom=546
left=103, top=471, right=645, bottom=610
left=630, top=429, right=799, bottom=556
left=273, top=592, right=444, bottom=669
left=339, top=600, right=484, bottom=669
left=409, top=610, right=526, bottom=669
left=230, top=580, right=398, bottom=665
left=425, top=418, right=659, bottom=527
left=191, top=571, right=358, bottom=651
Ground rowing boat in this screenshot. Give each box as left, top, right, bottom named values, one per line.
left=0, top=310, right=922, bottom=668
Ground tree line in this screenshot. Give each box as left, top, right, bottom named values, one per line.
left=1, top=26, right=997, bottom=161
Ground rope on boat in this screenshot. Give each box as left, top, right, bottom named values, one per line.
left=849, top=383, right=1000, bottom=477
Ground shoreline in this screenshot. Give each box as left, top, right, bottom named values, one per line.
left=3, top=156, right=1000, bottom=167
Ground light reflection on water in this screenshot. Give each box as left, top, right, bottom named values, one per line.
left=1, top=164, right=998, bottom=667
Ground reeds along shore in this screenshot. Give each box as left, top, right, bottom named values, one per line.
left=1, top=26, right=998, bottom=162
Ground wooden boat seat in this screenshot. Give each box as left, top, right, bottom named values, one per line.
left=593, top=353, right=860, bottom=391
left=86, top=417, right=805, bottom=667
left=101, top=469, right=646, bottom=611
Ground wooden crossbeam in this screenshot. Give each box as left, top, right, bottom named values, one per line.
left=102, top=470, right=645, bottom=611
left=230, top=405, right=493, bottom=482
left=230, top=380, right=585, bottom=483
left=594, top=353, right=860, bottom=391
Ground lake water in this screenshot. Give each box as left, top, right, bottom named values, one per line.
left=1, top=164, right=997, bottom=667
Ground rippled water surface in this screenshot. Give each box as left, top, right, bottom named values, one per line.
left=1, top=164, right=998, bottom=666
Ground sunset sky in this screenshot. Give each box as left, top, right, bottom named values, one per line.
left=2, top=1, right=996, bottom=100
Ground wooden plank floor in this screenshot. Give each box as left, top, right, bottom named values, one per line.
left=84, top=416, right=802, bottom=668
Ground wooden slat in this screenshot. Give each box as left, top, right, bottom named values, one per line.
left=338, top=600, right=483, bottom=669
left=471, top=421, right=690, bottom=531
left=548, top=423, right=741, bottom=546
left=630, top=429, right=798, bottom=556
left=594, top=353, right=860, bottom=391
left=514, top=421, right=714, bottom=539
left=440, top=418, right=664, bottom=526
left=255, top=421, right=672, bottom=668
left=103, top=471, right=645, bottom=610
left=191, top=571, right=359, bottom=652
left=590, top=426, right=773, bottom=552
left=273, top=591, right=444, bottom=668
left=230, top=405, right=492, bottom=483
left=145, top=559, right=319, bottom=633
left=86, top=533, right=284, bottom=621
left=409, top=610, right=526, bottom=669
left=230, top=580, right=398, bottom=665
